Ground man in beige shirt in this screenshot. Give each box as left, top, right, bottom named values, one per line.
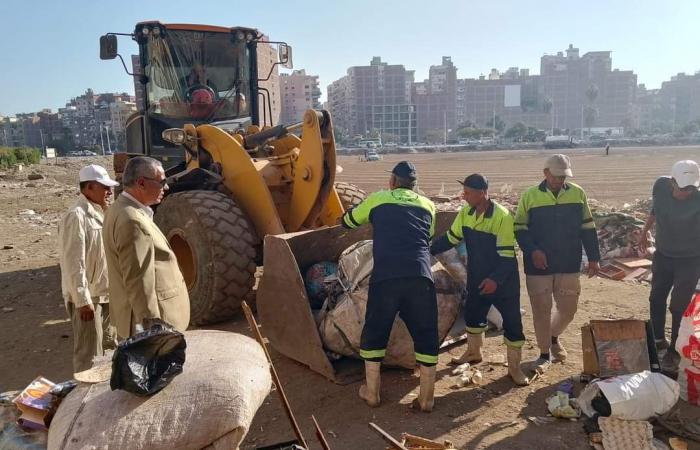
left=58, top=164, right=119, bottom=373
left=103, top=156, right=190, bottom=339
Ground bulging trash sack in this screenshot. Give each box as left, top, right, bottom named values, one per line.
left=48, top=331, right=271, bottom=450
left=578, top=370, right=679, bottom=421
left=319, top=240, right=462, bottom=368
left=110, top=321, right=186, bottom=396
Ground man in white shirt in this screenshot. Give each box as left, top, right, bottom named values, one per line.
left=58, top=164, right=119, bottom=373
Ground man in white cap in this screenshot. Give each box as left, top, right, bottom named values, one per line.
left=641, top=160, right=700, bottom=377
left=58, top=164, right=119, bottom=373
left=514, top=154, right=600, bottom=373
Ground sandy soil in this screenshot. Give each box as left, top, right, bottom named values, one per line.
left=1, top=147, right=699, bottom=449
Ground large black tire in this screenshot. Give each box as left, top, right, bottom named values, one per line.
left=154, top=190, right=258, bottom=325
left=334, top=182, right=367, bottom=210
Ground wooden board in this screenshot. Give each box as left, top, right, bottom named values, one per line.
left=590, top=319, right=647, bottom=341
left=615, top=258, right=652, bottom=268
left=581, top=324, right=599, bottom=376
left=623, top=267, right=649, bottom=281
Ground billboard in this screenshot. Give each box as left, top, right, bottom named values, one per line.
left=504, top=85, right=521, bottom=108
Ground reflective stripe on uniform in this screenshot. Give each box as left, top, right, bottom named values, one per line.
left=415, top=352, right=438, bottom=365
left=360, top=348, right=386, bottom=360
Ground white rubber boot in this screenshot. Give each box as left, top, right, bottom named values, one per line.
left=552, top=339, right=568, bottom=363
left=358, top=361, right=381, bottom=407
left=450, top=332, right=483, bottom=365
left=411, top=365, right=436, bottom=412
left=507, top=346, right=530, bottom=386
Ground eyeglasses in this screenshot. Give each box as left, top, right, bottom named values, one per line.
left=141, top=177, right=168, bottom=187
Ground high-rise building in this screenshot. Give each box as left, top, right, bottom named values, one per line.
left=540, top=44, right=637, bottom=131
left=110, top=100, right=138, bottom=152
left=455, top=73, right=551, bottom=132
left=1, top=117, right=26, bottom=147
left=414, top=57, right=457, bottom=141
left=327, top=57, right=415, bottom=142
left=257, top=38, right=281, bottom=126
left=659, top=72, right=700, bottom=128
left=280, top=70, right=321, bottom=124
left=132, top=55, right=146, bottom=112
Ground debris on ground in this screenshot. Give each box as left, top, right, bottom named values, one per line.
left=546, top=391, right=581, bottom=419
left=527, top=416, right=557, bottom=426
left=452, top=368, right=483, bottom=388
left=579, top=371, right=679, bottom=421
left=597, top=416, right=655, bottom=450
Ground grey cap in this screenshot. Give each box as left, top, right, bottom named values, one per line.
left=545, top=154, right=573, bottom=177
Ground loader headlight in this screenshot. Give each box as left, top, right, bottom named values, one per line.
left=162, top=128, right=186, bottom=145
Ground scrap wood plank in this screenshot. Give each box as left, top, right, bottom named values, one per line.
left=369, top=423, right=409, bottom=450
left=615, top=258, right=652, bottom=268
left=590, top=319, right=646, bottom=341
left=599, top=264, right=626, bottom=280
left=623, top=267, right=649, bottom=281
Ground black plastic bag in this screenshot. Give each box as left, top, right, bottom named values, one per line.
left=110, top=321, right=186, bottom=396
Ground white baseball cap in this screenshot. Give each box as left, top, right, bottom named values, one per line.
left=545, top=154, right=573, bottom=177
left=671, top=160, right=700, bottom=188
left=79, top=164, right=119, bottom=187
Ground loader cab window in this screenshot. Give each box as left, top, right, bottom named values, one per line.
left=144, top=29, right=253, bottom=121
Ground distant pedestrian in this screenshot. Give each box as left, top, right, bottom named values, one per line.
left=58, top=164, right=119, bottom=373
left=605, top=144, right=610, bottom=156
left=514, top=154, right=600, bottom=373
left=641, top=160, right=700, bottom=377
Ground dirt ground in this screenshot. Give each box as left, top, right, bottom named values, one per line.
left=1, top=146, right=700, bottom=449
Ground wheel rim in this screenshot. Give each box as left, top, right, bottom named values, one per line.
left=169, top=231, right=197, bottom=290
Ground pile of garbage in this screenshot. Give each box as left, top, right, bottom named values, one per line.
left=590, top=199, right=654, bottom=283
left=309, top=240, right=463, bottom=369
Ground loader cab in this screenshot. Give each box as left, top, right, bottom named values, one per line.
left=100, top=22, right=292, bottom=169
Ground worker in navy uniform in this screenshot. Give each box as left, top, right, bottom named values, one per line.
left=431, top=174, right=529, bottom=386
left=341, top=161, right=438, bottom=412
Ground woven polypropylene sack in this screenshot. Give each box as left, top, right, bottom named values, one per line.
left=320, top=256, right=461, bottom=368
left=48, top=330, right=271, bottom=450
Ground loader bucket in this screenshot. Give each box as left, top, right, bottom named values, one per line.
left=256, top=212, right=458, bottom=383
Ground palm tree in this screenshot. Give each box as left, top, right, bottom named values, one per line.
left=584, top=84, right=599, bottom=134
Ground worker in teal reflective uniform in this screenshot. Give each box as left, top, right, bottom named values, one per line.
left=341, top=161, right=438, bottom=412
left=431, top=174, right=529, bottom=386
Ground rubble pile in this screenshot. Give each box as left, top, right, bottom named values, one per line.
left=590, top=199, right=654, bottom=283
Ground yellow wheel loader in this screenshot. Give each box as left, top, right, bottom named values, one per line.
left=101, top=22, right=366, bottom=324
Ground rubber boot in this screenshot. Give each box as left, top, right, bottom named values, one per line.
left=551, top=338, right=568, bottom=363
left=411, top=365, right=436, bottom=412
left=507, top=346, right=530, bottom=386
left=449, top=332, right=483, bottom=365
left=358, top=361, right=381, bottom=407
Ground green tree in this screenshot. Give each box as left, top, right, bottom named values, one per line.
left=485, top=115, right=506, bottom=134
left=380, top=132, right=400, bottom=143
left=423, top=129, right=444, bottom=144
left=584, top=106, right=598, bottom=131
left=505, top=122, right=528, bottom=140
left=585, top=84, right=599, bottom=104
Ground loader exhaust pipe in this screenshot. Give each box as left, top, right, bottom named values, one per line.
left=244, top=110, right=326, bottom=149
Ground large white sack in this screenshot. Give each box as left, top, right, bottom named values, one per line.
left=319, top=241, right=462, bottom=368
left=48, top=330, right=271, bottom=450
left=578, top=371, right=679, bottom=421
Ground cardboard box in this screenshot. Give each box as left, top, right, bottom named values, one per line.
left=581, top=319, right=651, bottom=378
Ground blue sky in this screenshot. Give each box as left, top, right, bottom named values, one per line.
left=1, top=0, right=698, bottom=116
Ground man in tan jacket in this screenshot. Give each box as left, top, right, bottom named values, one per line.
left=103, top=157, right=190, bottom=339
left=59, top=164, right=120, bottom=372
